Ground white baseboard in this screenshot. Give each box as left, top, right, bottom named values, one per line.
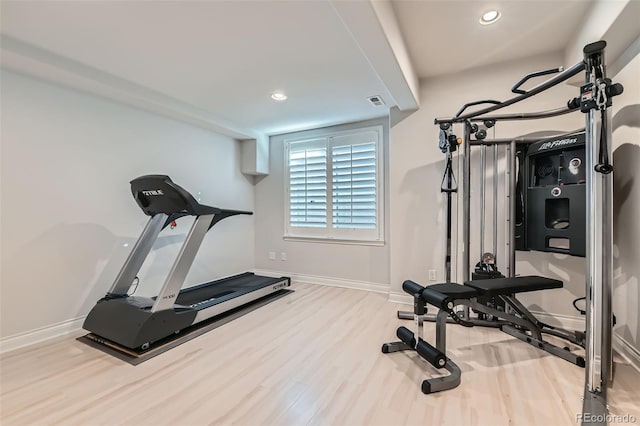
left=388, top=292, right=412, bottom=305
left=3, top=279, right=637, bottom=376
left=613, top=333, right=640, bottom=373
left=1, top=271, right=388, bottom=354
left=253, top=269, right=389, bottom=294
left=0, top=316, right=85, bottom=354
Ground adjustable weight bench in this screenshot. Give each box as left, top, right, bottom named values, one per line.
left=382, top=276, right=586, bottom=394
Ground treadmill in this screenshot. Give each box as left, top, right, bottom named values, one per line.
left=83, top=175, right=290, bottom=351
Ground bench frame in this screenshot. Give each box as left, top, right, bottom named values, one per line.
left=383, top=281, right=586, bottom=394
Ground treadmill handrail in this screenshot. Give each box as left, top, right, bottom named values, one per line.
left=107, top=213, right=168, bottom=296
left=152, top=214, right=216, bottom=312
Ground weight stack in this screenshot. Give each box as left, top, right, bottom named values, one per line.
left=525, top=132, right=586, bottom=257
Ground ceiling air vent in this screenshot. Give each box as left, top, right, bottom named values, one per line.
left=367, top=96, right=385, bottom=107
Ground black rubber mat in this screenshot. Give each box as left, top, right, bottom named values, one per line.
left=77, top=289, right=293, bottom=365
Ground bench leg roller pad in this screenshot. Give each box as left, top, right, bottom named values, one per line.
left=396, top=327, right=446, bottom=369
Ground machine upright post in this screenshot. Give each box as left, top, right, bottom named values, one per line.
left=507, top=140, right=516, bottom=277
left=582, top=41, right=614, bottom=426
left=480, top=145, right=487, bottom=257
left=603, top=111, right=614, bottom=384
left=493, top=145, right=499, bottom=263
left=462, top=123, right=471, bottom=283
left=462, top=123, right=472, bottom=320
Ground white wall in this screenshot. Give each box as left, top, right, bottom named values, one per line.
left=0, top=70, right=255, bottom=343
left=254, top=118, right=390, bottom=289
left=389, top=51, right=587, bottom=321
left=564, top=0, right=638, bottom=68
left=610, top=43, right=640, bottom=358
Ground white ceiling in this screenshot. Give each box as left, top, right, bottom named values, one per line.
left=392, top=0, right=594, bottom=78
left=1, top=0, right=598, bottom=139
left=1, top=1, right=398, bottom=138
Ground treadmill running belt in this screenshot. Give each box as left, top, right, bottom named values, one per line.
left=174, top=273, right=284, bottom=307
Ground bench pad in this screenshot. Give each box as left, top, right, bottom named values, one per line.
left=464, top=276, right=562, bottom=296
left=424, top=283, right=479, bottom=300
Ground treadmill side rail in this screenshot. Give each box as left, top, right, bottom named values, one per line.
left=193, top=277, right=290, bottom=323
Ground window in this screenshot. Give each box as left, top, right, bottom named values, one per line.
left=284, top=126, right=384, bottom=244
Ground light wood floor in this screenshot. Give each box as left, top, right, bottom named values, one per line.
left=1, top=283, right=639, bottom=425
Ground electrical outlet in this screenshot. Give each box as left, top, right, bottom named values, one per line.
left=268, top=251, right=276, bottom=260
left=280, top=252, right=287, bottom=261
left=429, top=270, right=437, bottom=281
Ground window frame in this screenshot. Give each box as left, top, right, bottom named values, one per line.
left=283, top=125, right=385, bottom=245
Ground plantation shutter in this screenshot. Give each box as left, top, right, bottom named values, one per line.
left=331, top=131, right=378, bottom=230
left=288, top=138, right=328, bottom=228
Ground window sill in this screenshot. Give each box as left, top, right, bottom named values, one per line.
left=283, top=235, right=385, bottom=247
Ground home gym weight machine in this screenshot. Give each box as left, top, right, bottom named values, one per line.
left=388, top=128, right=589, bottom=384
left=383, top=41, right=623, bottom=425
left=396, top=117, right=510, bottom=322
left=83, top=175, right=291, bottom=353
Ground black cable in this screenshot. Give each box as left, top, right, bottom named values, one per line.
left=573, top=297, right=586, bottom=315
left=594, top=108, right=613, bottom=174
left=440, top=154, right=458, bottom=193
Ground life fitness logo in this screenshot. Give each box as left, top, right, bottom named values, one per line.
left=538, top=137, right=578, bottom=151
left=142, top=189, right=164, bottom=196
left=551, top=187, right=562, bottom=197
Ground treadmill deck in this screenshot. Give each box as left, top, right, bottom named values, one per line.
left=175, top=272, right=289, bottom=310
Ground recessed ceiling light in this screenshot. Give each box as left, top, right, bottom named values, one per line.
left=271, top=92, right=288, bottom=101
left=480, top=10, right=501, bottom=25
